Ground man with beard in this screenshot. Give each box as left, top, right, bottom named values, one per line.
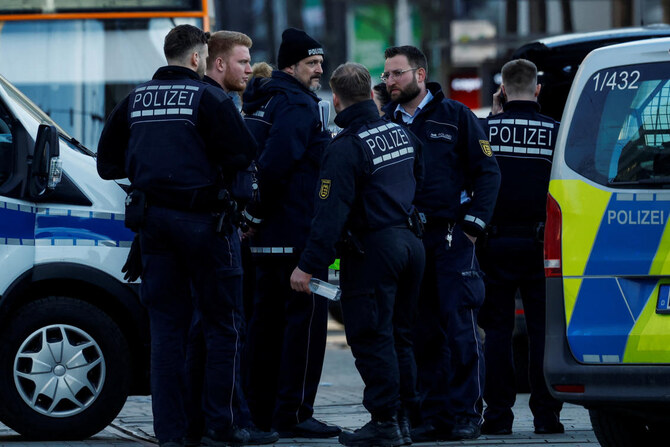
left=183, top=30, right=280, bottom=447
left=240, top=28, right=341, bottom=439
left=381, top=45, right=500, bottom=442
left=97, top=25, right=265, bottom=447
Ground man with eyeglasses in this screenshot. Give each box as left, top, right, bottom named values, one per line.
left=240, top=28, right=341, bottom=440
left=381, top=45, right=500, bottom=442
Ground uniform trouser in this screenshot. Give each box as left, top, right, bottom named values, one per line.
left=478, top=236, right=562, bottom=428
left=243, top=256, right=329, bottom=431
left=414, top=224, right=485, bottom=429
left=340, top=227, right=425, bottom=421
left=139, top=206, right=247, bottom=443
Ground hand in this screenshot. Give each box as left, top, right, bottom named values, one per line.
left=122, top=234, right=142, bottom=282
left=241, top=226, right=257, bottom=239
left=491, top=87, right=504, bottom=115
left=465, top=233, right=477, bottom=245
left=290, top=266, right=312, bottom=294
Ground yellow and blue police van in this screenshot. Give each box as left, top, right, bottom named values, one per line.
left=544, top=37, right=670, bottom=446
left=0, top=73, right=148, bottom=440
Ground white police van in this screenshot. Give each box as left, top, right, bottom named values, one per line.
left=544, top=37, right=670, bottom=446
left=0, top=73, right=148, bottom=440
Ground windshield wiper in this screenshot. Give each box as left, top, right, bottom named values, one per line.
left=60, top=133, right=95, bottom=157
left=609, top=178, right=670, bottom=186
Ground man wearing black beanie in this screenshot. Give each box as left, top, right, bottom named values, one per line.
left=241, top=28, right=340, bottom=439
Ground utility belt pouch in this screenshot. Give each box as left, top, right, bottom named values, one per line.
left=124, top=190, right=146, bottom=232
left=337, top=230, right=365, bottom=257
left=408, top=209, right=425, bottom=238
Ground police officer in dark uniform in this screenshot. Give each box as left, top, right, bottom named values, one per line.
left=478, top=58, right=563, bottom=436
left=97, top=25, right=276, bottom=447
left=290, top=62, right=425, bottom=447
left=381, top=45, right=501, bottom=442
left=240, top=28, right=340, bottom=438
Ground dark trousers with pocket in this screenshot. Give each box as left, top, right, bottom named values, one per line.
left=139, top=205, right=248, bottom=443
left=413, top=224, right=486, bottom=429
left=340, top=227, right=425, bottom=421
left=243, top=255, right=329, bottom=431
left=478, top=235, right=562, bottom=429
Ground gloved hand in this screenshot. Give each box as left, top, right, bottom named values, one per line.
left=122, top=234, right=142, bottom=282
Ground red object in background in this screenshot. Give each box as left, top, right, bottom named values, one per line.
left=449, top=72, right=482, bottom=110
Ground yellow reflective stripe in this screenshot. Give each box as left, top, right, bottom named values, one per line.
left=624, top=281, right=670, bottom=363
left=649, top=219, right=670, bottom=275
left=548, top=179, right=611, bottom=277
left=563, top=277, right=583, bottom=328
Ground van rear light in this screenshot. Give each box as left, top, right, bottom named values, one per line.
left=553, top=384, right=585, bottom=393
left=544, top=192, right=562, bottom=277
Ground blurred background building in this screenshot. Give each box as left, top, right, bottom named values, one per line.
left=0, top=0, right=669, bottom=150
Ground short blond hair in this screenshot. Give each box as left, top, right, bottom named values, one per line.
left=251, top=62, right=273, bottom=78
left=207, top=30, right=252, bottom=67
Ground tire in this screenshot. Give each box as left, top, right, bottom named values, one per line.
left=0, top=296, right=131, bottom=440
left=589, top=408, right=666, bottom=447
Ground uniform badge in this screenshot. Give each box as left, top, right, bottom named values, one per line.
left=480, top=140, right=493, bottom=157
left=319, top=179, right=331, bottom=199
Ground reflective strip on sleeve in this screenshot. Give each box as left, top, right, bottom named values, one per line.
left=250, top=247, right=294, bottom=254
left=464, top=214, right=486, bottom=230
left=242, top=209, right=262, bottom=225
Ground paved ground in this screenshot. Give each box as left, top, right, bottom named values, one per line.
left=0, top=320, right=598, bottom=446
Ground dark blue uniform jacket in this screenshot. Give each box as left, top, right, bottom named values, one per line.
left=299, top=100, right=424, bottom=274
left=481, top=100, right=558, bottom=225
left=97, top=66, right=256, bottom=205
left=383, top=82, right=500, bottom=237
left=242, top=71, right=331, bottom=252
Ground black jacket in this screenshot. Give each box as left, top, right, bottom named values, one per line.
left=481, top=100, right=559, bottom=225
left=299, top=100, right=423, bottom=274
left=97, top=66, right=256, bottom=205
left=242, top=70, right=331, bottom=252
left=383, top=82, right=500, bottom=237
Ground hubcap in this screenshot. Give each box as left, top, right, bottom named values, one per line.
left=13, top=324, right=106, bottom=417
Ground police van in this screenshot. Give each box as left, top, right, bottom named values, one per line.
left=0, top=73, right=147, bottom=440
left=544, top=37, right=670, bottom=446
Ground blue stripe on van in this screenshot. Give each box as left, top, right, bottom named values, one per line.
left=0, top=202, right=133, bottom=246
left=35, top=214, right=133, bottom=245
left=584, top=194, right=668, bottom=276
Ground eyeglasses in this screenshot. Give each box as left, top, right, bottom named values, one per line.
left=380, top=67, right=418, bottom=82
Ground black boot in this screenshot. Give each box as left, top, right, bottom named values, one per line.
left=397, top=410, right=412, bottom=445
left=338, top=419, right=404, bottom=447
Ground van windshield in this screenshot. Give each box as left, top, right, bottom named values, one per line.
left=565, top=61, right=670, bottom=188
left=0, top=74, right=67, bottom=135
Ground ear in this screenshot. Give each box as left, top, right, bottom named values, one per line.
left=370, top=90, right=374, bottom=99
left=416, top=67, right=427, bottom=83
left=535, top=84, right=541, bottom=98
left=190, top=52, right=199, bottom=71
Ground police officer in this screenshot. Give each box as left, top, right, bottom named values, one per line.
left=290, top=62, right=425, bottom=447
left=240, top=28, right=340, bottom=438
left=183, top=30, right=273, bottom=446
left=381, top=45, right=501, bottom=442
left=97, top=25, right=275, bottom=447
left=478, top=59, right=564, bottom=435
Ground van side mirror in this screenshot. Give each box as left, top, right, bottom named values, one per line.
left=30, top=124, right=62, bottom=198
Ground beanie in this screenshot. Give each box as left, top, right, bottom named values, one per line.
left=277, top=28, right=324, bottom=69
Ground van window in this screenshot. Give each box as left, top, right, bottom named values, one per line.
left=565, top=61, right=670, bottom=188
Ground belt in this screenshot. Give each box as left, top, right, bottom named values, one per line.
left=418, top=212, right=455, bottom=228
left=146, top=186, right=224, bottom=212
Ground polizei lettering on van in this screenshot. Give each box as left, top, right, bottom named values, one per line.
left=606, top=209, right=666, bottom=225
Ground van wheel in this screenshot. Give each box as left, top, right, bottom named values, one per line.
left=589, top=408, right=665, bottom=447
left=0, top=296, right=131, bottom=440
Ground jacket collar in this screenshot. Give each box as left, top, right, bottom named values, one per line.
left=334, top=100, right=380, bottom=129
left=153, top=65, right=201, bottom=81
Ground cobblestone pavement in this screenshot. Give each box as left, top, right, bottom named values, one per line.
left=0, top=321, right=598, bottom=446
